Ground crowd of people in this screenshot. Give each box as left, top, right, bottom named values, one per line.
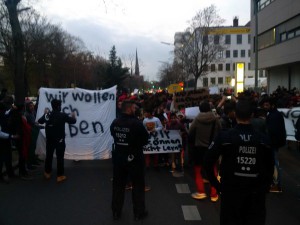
left=111, top=86, right=290, bottom=223
left=0, top=85, right=296, bottom=223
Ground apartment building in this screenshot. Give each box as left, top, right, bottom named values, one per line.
left=250, top=0, right=300, bottom=92
left=174, top=18, right=266, bottom=91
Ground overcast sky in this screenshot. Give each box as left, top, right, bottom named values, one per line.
left=33, top=0, right=250, bottom=81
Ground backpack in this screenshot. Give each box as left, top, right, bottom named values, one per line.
left=295, top=118, right=300, bottom=141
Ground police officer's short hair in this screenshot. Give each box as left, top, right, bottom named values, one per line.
left=235, top=99, right=253, bottom=120
left=121, top=100, right=135, bottom=113
left=51, top=99, right=62, bottom=110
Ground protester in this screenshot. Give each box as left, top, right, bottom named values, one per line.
left=188, top=100, right=221, bottom=202
left=219, top=99, right=237, bottom=130
left=0, top=102, right=20, bottom=183
left=143, top=108, right=163, bottom=169
left=7, top=104, right=32, bottom=180
left=38, top=99, right=76, bottom=183
left=110, top=100, right=149, bottom=221
left=204, top=98, right=274, bottom=225
left=251, top=107, right=268, bottom=134
left=166, top=112, right=188, bottom=172
left=260, top=96, right=286, bottom=193
left=24, top=101, right=42, bottom=169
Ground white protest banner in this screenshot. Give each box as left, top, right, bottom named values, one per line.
left=278, top=107, right=300, bottom=141
left=143, top=130, right=182, bottom=154
left=185, top=106, right=200, bottom=120
left=35, top=86, right=117, bottom=160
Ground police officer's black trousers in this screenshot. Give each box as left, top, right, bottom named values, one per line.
left=45, top=139, right=66, bottom=176
left=112, top=160, right=145, bottom=216
left=220, top=191, right=266, bottom=225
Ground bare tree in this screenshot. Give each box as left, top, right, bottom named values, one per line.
left=177, top=5, right=225, bottom=90
left=157, top=62, right=182, bottom=88
left=3, top=0, right=26, bottom=104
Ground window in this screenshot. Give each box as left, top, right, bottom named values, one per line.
left=258, top=0, right=275, bottom=12
left=203, top=35, right=208, bottom=45
left=203, top=77, right=208, bottom=87
left=203, top=64, right=208, bottom=72
left=225, top=76, right=231, bottom=85
left=218, top=64, right=223, bottom=71
left=237, top=34, right=242, bottom=44
left=259, top=70, right=264, bottom=77
left=280, top=27, right=300, bottom=42
left=218, top=77, right=223, bottom=84
left=248, top=34, right=251, bottom=44
left=226, top=63, right=230, bottom=71
left=233, top=63, right=235, bottom=71
left=248, top=50, right=251, bottom=57
left=225, top=35, right=231, bottom=44
left=211, top=64, right=216, bottom=72
left=218, top=51, right=224, bottom=58
left=211, top=77, right=216, bottom=85
left=233, top=50, right=238, bottom=58
left=258, top=28, right=275, bottom=50
left=280, top=33, right=286, bottom=42
left=226, top=50, right=231, bottom=58
left=241, top=50, right=245, bottom=58
left=287, top=32, right=295, bottom=39
left=248, top=63, right=251, bottom=70
left=214, top=35, right=219, bottom=44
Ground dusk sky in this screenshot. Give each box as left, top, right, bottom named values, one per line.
left=33, top=0, right=251, bottom=81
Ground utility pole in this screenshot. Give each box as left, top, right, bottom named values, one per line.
left=254, top=0, right=259, bottom=91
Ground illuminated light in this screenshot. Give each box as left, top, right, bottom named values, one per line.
left=235, top=62, right=245, bottom=95
left=231, top=78, right=235, bottom=87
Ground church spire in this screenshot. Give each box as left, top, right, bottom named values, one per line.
left=134, top=48, right=140, bottom=76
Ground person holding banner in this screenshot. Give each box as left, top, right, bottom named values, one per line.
left=166, top=112, right=188, bottom=172
left=143, top=109, right=163, bottom=169
left=110, top=100, right=149, bottom=221
left=38, top=99, right=76, bottom=183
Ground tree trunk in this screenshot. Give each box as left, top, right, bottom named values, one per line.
left=5, top=0, right=26, bottom=104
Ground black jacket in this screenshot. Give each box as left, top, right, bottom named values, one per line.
left=110, top=113, right=149, bottom=164
left=266, top=108, right=286, bottom=148
left=204, top=124, right=274, bottom=194
left=38, top=110, right=76, bottom=140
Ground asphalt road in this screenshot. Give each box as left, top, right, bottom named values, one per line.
left=1, top=144, right=300, bottom=225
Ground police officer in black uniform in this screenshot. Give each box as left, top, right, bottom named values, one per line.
left=110, top=100, right=149, bottom=221
left=204, top=99, right=274, bottom=225
left=38, top=99, right=76, bottom=183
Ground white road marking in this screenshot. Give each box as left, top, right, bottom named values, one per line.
left=182, top=205, right=202, bottom=221
left=175, top=184, right=191, bottom=194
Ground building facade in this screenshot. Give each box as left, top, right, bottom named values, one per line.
left=174, top=18, right=266, bottom=91
left=250, top=0, right=300, bottom=93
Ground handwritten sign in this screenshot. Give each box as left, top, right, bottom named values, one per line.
left=35, top=86, right=117, bottom=160
left=278, top=107, right=300, bottom=141
left=143, top=130, right=182, bottom=154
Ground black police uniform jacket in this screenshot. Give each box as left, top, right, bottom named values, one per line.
left=110, top=113, right=149, bottom=165
left=204, top=124, right=274, bottom=194
left=38, top=110, right=76, bottom=141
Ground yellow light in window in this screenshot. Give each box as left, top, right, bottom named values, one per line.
left=235, top=62, right=244, bottom=95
